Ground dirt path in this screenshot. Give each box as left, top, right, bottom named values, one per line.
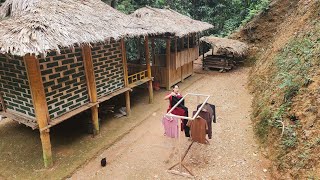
left=71, top=67, right=270, bottom=180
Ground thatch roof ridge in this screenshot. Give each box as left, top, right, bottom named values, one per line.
left=200, top=36, right=248, bottom=57
left=131, top=6, right=213, bottom=37
left=0, top=0, right=166, bottom=56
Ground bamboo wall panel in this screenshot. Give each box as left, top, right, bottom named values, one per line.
left=39, top=47, right=89, bottom=120
left=0, top=54, right=36, bottom=120
left=174, top=46, right=199, bottom=69
left=92, top=41, right=125, bottom=98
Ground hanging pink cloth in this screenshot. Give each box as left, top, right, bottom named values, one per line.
left=162, top=116, right=179, bottom=138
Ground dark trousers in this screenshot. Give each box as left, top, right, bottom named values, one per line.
left=182, top=119, right=190, bottom=137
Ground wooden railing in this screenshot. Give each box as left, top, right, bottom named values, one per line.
left=128, top=70, right=148, bottom=85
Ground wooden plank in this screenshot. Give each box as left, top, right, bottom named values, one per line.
left=144, top=36, right=154, bottom=104
left=128, top=77, right=152, bottom=89
left=121, top=39, right=131, bottom=116
left=166, top=38, right=171, bottom=90
left=0, top=110, right=38, bottom=129
left=41, top=102, right=98, bottom=131
left=167, top=170, right=194, bottom=179
left=82, top=45, right=99, bottom=135
left=98, top=87, right=131, bottom=103
left=41, top=87, right=131, bottom=131
left=24, top=54, right=53, bottom=168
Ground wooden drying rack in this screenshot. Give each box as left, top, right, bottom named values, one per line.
left=166, top=93, right=210, bottom=178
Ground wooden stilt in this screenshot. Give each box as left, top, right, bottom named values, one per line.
left=167, top=119, right=194, bottom=178
left=144, top=36, right=154, bottom=104
left=24, top=54, right=53, bottom=168
left=82, top=45, right=99, bottom=135
left=121, top=39, right=131, bottom=116
left=166, top=38, right=171, bottom=90
left=125, top=91, right=131, bottom=116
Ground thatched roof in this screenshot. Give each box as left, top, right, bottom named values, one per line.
left=131, top=6, right=213, bottom=37
left=0, top=0, right=166, bottom=56
left=200, top=36, right=248, bottom=57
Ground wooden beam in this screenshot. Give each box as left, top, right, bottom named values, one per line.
left=144, top=36, right=154, bottom=104
left=149, top=34, right=174, bottom=39
left=24, top=54, right=53, bottom=168
left=166, top=38, right=171, bottom=90
left=82, top=45, right=99, bottom=135
left=121, top=39, right=131, bottom=116
left=0, top=110, right=38, bottom=129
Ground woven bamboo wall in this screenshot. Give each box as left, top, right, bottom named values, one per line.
left=38, top=47, right=90, bottom=119
left=0, top=55, right=36, bottom=120
left=92, top=41, right=125, bottom=98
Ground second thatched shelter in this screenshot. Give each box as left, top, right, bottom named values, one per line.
left=199, top=36, right=248, bottom=72
left=200, top=36, right=248, bottom=58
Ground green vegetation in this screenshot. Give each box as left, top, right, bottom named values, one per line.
left=251, top=18, right=320, bottom=176
left=104, top=0, right=270, bottom=37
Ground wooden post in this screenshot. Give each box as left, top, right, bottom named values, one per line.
left=144, top=36, right=154, bottom=104
left=181, top=37, right=185, bottom=82
left=166, top=38, right=171, bottom=90
left=192, top=33, right=195, bottom=76
left=24, top=54, right=53, bottom=168
left=202, top=39, right=205, bottom=71
left=187, top=35, right=190, bottom=80
left=121, top=39, right=131, bottom=116
left=174, top=37, right=180, bottom=82
left=137, top=38, right=142, bottom=64
left=82, top=45, right=99, bottom=135
left=151, top=38, right=156, bottom=65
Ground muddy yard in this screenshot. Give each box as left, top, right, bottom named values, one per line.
left=0, top=66, right=270, bottom=179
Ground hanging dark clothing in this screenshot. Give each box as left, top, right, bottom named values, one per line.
left=197, top=103, right=216, bottom=123
left=167, top=94, right=190, bottom=137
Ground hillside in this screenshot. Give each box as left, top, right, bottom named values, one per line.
left=232, top=0, right=320, bottom=178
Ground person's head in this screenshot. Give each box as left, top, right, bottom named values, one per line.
left=173, top=85, right=179, bottom=93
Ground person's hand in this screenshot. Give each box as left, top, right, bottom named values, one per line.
left=170, top=92, right=176, bottom=96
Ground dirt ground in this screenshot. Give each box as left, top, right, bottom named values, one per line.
left=70, top=65, right=271, bottom=180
